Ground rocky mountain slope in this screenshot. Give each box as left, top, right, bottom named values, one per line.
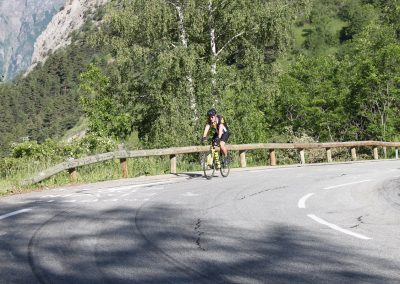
left=0, top=0, right=65, bottom=80
left=0, top=0, right=107, bottom=80
left=29, top=0, right=107, bottom=73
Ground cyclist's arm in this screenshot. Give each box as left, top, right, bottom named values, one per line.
left=202, top=124, right=210, bottom=138
left=218, top=123, right=225, bottom=139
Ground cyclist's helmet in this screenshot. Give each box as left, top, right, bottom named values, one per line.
left=207, top=108, right=217, bottom=117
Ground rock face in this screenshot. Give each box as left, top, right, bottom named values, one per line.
left=29, top=0, right=107, bottom=73
left=0, top=0, right=65, bottom=79
left=0, top=0, right=107, bottom=80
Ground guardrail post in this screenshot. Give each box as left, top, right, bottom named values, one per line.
left=373, top=147, right=379, bottom=160
left=269, top=149, right=276, bottom=166
left=351, top=147, right=357, bottom=161
left=26, top=141, right=400, bottom=186
left=68, top=168, right=77, bottom=183
left=383, top=146, right=387, bottom=159
left=239, top=150, right=246, bottom=168
left=120, top=158, right=128, bottom=178
left=170, top=154, right=177, bottom=174
left=300, top=149, right=305, bottom=164
left=396, top=147, right=399, bottom=159
left=326, top=148, right=332, bottom=163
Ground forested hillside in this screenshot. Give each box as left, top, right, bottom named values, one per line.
left=0, top=0, right=65, bottom=80
left=1, top=0, right=399, bottom=158
left=0, top=9, right=106, bottom=157
left=0, top=37, right=95, bottom=147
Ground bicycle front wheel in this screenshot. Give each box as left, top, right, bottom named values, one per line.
left=220, top=154, right=230, bottom=177
left=201, top=151, right=215, bottom=179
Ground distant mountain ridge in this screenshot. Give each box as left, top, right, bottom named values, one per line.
left=0, top=0, right=107, bottom=80
left=29, top=0, right=107, bottom=74
left=0, top=0, right=65, bottom=80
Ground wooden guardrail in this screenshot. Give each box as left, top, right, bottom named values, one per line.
left=23, top=141, right=400, bottom=185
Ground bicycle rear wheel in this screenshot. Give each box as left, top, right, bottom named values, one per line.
left=220, top=154, right=230, bottom=177
left=201, top=151, right=215, bottom=179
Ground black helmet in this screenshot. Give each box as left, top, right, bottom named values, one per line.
left=207, top=108, right=217, bottom=117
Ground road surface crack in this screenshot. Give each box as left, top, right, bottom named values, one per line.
left=350, top=215, right=365, bottom=228
left=238, top=186, right=288, bottom=200
left=194, top=218, right=206, bottom=251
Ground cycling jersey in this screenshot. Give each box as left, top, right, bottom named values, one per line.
left=207, top=115, right=229, bottom=134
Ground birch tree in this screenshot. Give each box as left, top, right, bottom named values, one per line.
left=167, top=0, right=198, bottom=121
left=204, top=0, right=311, bottom=104
left=86, top=0, right=311, bottom=146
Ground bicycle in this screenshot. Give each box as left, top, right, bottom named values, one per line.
left=200, top=141, right=230, bottom=179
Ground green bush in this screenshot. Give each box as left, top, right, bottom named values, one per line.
left=10, top=135, right=117, bottom=161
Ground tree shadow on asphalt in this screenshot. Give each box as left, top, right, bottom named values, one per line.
left=174, top=172, right=204, bottom=179
left=1, top=201, right=399, bottom=284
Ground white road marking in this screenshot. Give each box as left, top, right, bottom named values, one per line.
left=41, top=195, right=58, bottom=198
left=8, top=180, right=174, bottom=208
left=298, top=193, right=315, bottom=208
left=0, top=208, right=32, bottom=220
left=182, top=192, right=200, bottom=197
left=112, top=180, right=174, bottom=191
left=323, top=180, right=373, bottom=190
left=308, top=214, right=372, bottom=240
left=15, top=201, right=32, bottom=204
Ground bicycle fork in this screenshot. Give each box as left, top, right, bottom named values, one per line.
left=212, top=147, right=221, bottom=169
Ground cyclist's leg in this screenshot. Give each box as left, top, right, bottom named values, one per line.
left=220, top=132, right=230, bottom=163
left=220, top=141, right=228, bottom=157
left=209, top=133, right=220, bottom=168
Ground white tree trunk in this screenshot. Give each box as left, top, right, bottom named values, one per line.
left=208, top=0, right=245, bottom=106
left=208, top=0, right=218, bottom=105
left=171, top=2, right=199, bottom=122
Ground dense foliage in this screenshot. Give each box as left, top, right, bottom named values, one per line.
left=80, top=0, right=311, bottom=148
left=1, top=0, right=400, bottom=162
left=277, top=0, right=400, bottom=141
left=0, top=10, right=106, bottom=157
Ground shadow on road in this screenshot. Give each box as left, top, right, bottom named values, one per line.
left=1, top=200, right=399, bottom=283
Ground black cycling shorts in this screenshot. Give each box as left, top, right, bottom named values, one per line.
left=213, top=131, right=230, bottom=143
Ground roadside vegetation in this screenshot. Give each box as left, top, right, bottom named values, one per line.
left=1, top=0, right=400, bottom=194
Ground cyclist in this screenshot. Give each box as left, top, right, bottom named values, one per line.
left=201, top=108, right=230, bottom=165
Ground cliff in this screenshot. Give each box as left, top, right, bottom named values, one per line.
left=0, top=0, right=107, bottom=80
left=29, top=0, right=107, bottom=73
left=0, top=0, right=65, bottom=79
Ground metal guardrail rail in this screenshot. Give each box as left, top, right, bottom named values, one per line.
left=23, top=141, right=400, bottom=185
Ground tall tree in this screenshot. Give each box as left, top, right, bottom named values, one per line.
left=86, top=0, right=311, bottom=146
left=342, top=23, right=400, bottom=140
left=276, top=55, right=349, bottom=141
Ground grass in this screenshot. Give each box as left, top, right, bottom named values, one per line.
left=0, top=155, right=204, bottom=196
left=0, top=146, right=394, bottom=197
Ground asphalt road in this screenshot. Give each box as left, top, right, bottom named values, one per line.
left=1, top=160, right=400, bottom=283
